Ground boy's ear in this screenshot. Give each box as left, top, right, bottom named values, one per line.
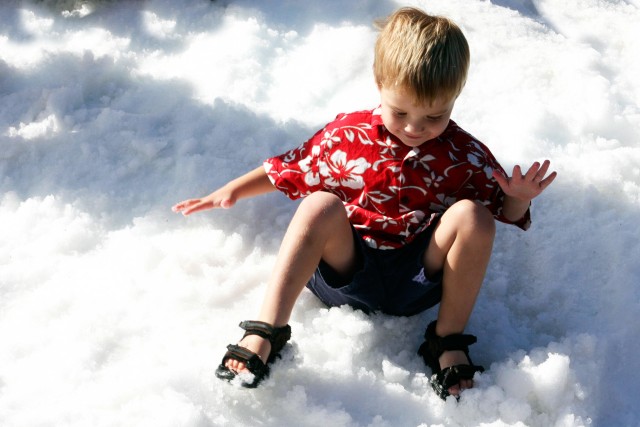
left=374, top=76, right=383, bottom=91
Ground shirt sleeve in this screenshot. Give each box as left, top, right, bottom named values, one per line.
left=263, top=125, right=331, bottom=200
left=461, top=140, right=531, bottom=230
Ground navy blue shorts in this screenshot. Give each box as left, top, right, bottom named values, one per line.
left=306, top=219, right=443, bottom=317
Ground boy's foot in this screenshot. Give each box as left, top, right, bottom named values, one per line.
left=438, top=350, right=474, bottom=396
left=216, top=321, right=291, bottom=388
left=417, top=320, right=484, bottom=400
left=224, top=334, right=272, bottom=374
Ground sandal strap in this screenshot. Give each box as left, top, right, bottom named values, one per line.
left=216, top=320, right=292, bottom=388
left=239, top=321, right=292, bottom=352
left=430, top=364, right=485, bottom=400
left=423, top=320, right=478, bottom=358
left=418, top=320, right=483, bottom=373
left=216, top=344, right=269, bottom=388
left=224, top=344, right=267, bottom=373
left=439, top=332, right=478, bottom=352
left=418, top=320, right=485, bottom=400
left=239, top=320, right=276, bottom=340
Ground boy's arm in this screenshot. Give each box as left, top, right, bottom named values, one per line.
left=172, top=166, right=276, bottom=216
left=501, top=194, right=533, bottom=222
left=493, top=160, right=557, bottom=222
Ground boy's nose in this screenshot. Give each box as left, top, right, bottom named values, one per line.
left=405, top=122, right=424, bottom=133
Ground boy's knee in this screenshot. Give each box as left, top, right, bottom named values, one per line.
left=297, top=192, right=346, bottom=223
left=448, top=200, right=496, bottom=237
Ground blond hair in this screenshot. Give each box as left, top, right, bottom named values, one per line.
left=373, top=7, right=470, bottom=105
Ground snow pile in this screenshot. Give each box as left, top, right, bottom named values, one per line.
left=1, top=0, right=639, bottom=426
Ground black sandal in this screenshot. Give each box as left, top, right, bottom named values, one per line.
left=417, top=320, right=485, bottom=400
left=215, top=320, right=292, bottom=388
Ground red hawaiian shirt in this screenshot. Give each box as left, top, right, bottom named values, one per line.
left=264, top=107, right=531, bottom=249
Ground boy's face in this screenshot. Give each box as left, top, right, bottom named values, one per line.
left=378, top=86, right=455, bottom=148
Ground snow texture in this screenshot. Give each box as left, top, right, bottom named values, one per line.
left=1, top=0, right=639, bottom=426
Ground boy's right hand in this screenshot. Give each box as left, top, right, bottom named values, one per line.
left=172, top=189, right=235, bottom=216
left=173, top=166, right=275, bottom=216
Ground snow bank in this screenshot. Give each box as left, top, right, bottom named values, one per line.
left=1, top=0, right=639, bottom=425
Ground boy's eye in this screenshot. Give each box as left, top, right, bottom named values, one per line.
left=427, top=116, right=443, bottom=122
left=393, top=110, right=407, bottom=117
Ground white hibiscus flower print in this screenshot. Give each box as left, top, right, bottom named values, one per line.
left=298, top=145, right=322, bottom=186
left=319, top=150, right=371, bottom=189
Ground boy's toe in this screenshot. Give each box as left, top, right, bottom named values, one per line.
left=447, top=384, right=461, bottom=397
left=226, top=359, right=244, bottom=373
left=446, top=378, right=473, bottom=397
left=460, top=378, right=473, bottom=390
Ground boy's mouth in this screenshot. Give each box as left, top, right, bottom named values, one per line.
left=403, top=132, right=424, bottom=140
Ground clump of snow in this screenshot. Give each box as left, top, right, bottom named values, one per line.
left=1, top=0, right=639, bottom=426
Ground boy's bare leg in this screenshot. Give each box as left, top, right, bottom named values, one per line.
left=423, top=199, right=496, bottom=396
left=225, top=192, right=359, bottom=374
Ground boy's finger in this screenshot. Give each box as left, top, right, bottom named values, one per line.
left=173, top=199, right=196, bottom=209
left=492, top=169, right=509, bottom=189
left=523, top=162, right=540, bottom=181
left=536, top=160, right=551, bottom=179
left=172, top=202, right=188, bottom=212
left=539, top=171, right=558, bottom=190
left=512, top=165, right=523, bottom=180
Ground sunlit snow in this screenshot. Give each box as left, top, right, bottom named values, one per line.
left=1, top=1, right=639, bottom=426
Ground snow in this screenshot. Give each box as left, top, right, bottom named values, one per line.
left=1, top=0, right=639, bottom=425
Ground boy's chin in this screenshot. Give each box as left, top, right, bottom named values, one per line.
left=398, top=135, right=430, bottom=147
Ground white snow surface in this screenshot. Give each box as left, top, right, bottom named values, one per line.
left=1, top=0, right=639, bottom=426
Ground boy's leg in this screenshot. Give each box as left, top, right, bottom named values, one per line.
left=423, top=199, right=496, bottom=395
left=225, top=191, right=359, bottom=373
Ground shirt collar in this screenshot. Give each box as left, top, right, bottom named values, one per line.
left=371, top=106, right=384, bottom=128
left=371, top=106, right=458, bottom=146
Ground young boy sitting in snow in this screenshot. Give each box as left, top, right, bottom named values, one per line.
left=173, top=7, right=556, bottom=399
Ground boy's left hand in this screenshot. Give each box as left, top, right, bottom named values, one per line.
left=493, top=159, right=557, bottom=202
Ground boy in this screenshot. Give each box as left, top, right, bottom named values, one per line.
left=173, top=7, right=556, bottom=399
